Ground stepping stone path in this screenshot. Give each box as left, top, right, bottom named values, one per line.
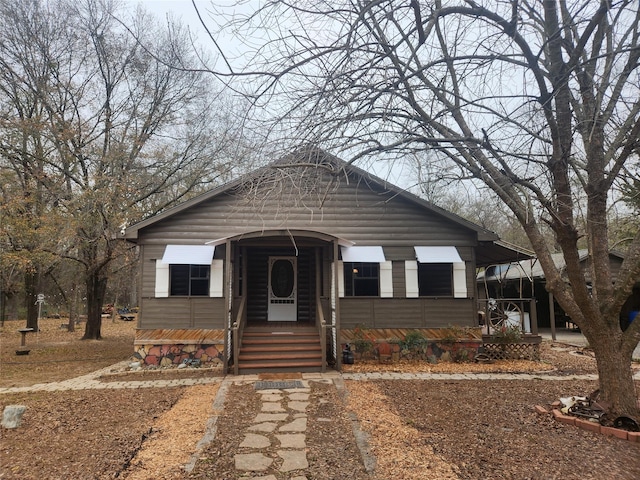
left=234, top=382, right=311, bottom=479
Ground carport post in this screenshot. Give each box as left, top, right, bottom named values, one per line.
left=548, top=292, right=556, bottom=341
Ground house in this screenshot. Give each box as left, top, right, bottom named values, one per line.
left=122, top=148, right=528, bottom=373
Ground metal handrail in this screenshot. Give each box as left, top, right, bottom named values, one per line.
left=316, top=297, right=327, bottom=373
left=231, top=296, right=247, bottom=375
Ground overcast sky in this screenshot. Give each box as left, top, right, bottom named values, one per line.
left=125, top=1, right=415, bottom=188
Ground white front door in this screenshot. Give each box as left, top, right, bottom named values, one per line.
left=268, top=256, right=297, bottom=321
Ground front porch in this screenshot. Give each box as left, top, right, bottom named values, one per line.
left=225, top=232, right=341, bottom=375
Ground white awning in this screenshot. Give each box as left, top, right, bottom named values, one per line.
left=414, top=246, right=462, bottom=263
left=160, top=245, right=215, bottom=264
left=340, top=246, right=386, bottom=262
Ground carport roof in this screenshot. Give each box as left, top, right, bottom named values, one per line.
left=475, top=240, right=534, bottom=267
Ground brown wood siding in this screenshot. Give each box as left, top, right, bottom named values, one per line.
left=297, top=248, right=316, bottom=323
left=384, top=246, right=415, bottom=261
left=340, top=298, right=475, bottom=329
left=139, top=298, right=226, bottom=329
left=456, top=245, right=475, bottom=299
left=137, top=170, right=477, bottom=248
left=141, top=245, right=166, bottom=298
left=134, top=168, right=482, bottom=332
left=246, top=249, right=268, bottom=322
left=392, top=261, right=405, bottom=298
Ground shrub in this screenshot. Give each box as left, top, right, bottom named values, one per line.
left=400, top=330, right=429, bottom=358
left=493, top=324, right=522, bottom=343
left=352, top=324, right=375, bottom=357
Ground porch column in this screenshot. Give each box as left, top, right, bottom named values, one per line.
left=333, top=239, right=341, bottom=368
left=530, top=298, right=538, bottom=335
left=224, top=239, right=232, bottom=372
left=315, top=247, right=326, bottom=372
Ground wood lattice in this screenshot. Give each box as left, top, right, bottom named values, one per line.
left=482, top=343, right=540, bottom=361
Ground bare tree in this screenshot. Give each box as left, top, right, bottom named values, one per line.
left=0, top=0, right=246, bottom=339
left=203, top=0, right=640, bottom=419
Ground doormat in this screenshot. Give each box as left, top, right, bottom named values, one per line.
left=254, top=380, right=304, bottom=390
left=258, top=372, right=302, bottom=380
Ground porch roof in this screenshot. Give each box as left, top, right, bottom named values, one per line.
left=204, top=229, right=356, bottom=246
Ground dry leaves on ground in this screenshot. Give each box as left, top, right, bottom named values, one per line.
left=1, top=388, right=185, bottom=479
left=346, top=381, right=459, bottom=479
left=355, top=379, right=640, bottom=479
left=0, top=317, right=137, bottom=388
left=2, top=319, right=639, bottom=480
left=123, top=383, right=220, bottom=480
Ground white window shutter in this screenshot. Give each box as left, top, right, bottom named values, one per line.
left=453, top=262, right=467, bottom=298
left=380, top=261, right=393, bottom=297
left=155, top=260, right=169, bottom=298
left=405, top=261, right=419, bottom=298
left=209, top=260, right=224, bottom=297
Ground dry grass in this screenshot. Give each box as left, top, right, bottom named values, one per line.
left=0, top=316, right=136, bottom=388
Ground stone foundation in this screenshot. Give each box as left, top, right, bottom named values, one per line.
left=133, top=343, right=225, bottom=367
left=347, top=339, right=483, bottom=363
left=341, top=327, right=484, bottom=363
left=427, top=340, right=483, bottom=362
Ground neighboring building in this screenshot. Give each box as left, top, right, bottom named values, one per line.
left=122, top=148, right=527, bottom=373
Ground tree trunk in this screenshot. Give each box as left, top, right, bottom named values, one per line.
left=0, top=290, right=6, bottom=327
left=82, top=272, right=108, bottom=340
left=24, top=269, right=40, bottom=330
left=66, top=285, right=76, bottom=333
left=586, top=323, right=640, bottom=421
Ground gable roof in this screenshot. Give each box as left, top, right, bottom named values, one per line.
left=122, top=147, right=500, bottom=243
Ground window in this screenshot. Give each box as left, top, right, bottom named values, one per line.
left=418, top=263, right=453, bottom=296
left=170, top=264, right=210, bottom=296
left=344, top=262, right=379, bottom=296
left=407, top=246, right=467, bottom=298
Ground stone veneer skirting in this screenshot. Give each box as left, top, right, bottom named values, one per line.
left=133, top=343, right=225, bottom=367
left=133, top=329, right=225, bottom=367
